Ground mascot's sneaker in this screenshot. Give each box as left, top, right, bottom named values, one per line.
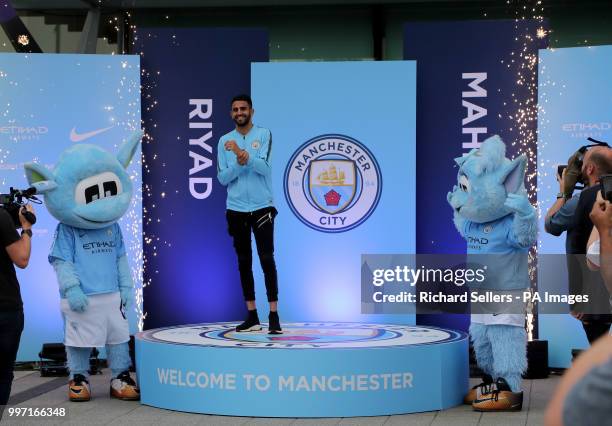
left=236, top=310, right=262, bottom=332
left=463, top=374, right=494, bottom=404
left=472, top=378, right=523, bottom=412
left=268, top=311, right=283, bottom=335
left=110, top=371, right=140, bottom=401
left=69, top=374, right=91, bottom=402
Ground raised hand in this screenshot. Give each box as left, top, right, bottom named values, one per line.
left=224, top=140, right=239, bottom=154
left=504, top=193, right=533, bottom=216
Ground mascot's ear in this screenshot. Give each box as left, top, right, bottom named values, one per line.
left=500, top=155, right=527, bottom=194
left=117, top=130, right=143, bottom=169
left=24, top=163, right=57, bottom=194
left=455, top=148, right=479, bottom=167
left=454, top=155, right=467, bottom=167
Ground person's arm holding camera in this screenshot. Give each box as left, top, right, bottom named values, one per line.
left=545, top=168, right=576, bottom=236
left=5, top=205, right=34, bottom=269
left=589, top=192, right=612, bottom=295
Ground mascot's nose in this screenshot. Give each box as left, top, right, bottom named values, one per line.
left=448, top=190, right=463, bottom=210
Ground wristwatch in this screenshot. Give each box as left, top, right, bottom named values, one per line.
left=556, top=192, right=570, bottom=200
left=21, top=229, right=32, bottom=238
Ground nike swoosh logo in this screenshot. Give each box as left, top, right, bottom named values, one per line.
left=70, top=126, right=113, bottom=142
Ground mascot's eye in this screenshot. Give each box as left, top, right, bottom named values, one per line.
left=75, top=172, right=123, bottom=205
left=85, top=185, right=100, bottom=203
left=103, top=181, right=118, bottom=197
left=459, top=175, right=470, bottom=193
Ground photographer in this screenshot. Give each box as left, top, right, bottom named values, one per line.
left=0, top=203, right=34, bottom=413
left=545, top=146, right=612, bottom=343
left=570, top=148, right=612, bottom=342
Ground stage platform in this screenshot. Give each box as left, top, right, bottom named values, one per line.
left=135, top=322, right=468, bottom=418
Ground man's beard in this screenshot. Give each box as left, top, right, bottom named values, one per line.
left=233, top=114, right=251, bottom=127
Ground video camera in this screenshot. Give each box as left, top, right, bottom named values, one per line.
left=558, top=137, right=610, bottom=197
left=0, top=187, right=39, bottom=228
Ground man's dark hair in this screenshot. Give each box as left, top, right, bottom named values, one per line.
left=231, top=94, right=252, bottom=109
left=591, top=150, right=612, bottom=176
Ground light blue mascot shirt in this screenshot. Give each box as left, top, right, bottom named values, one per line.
left=448, top=135, right=537, bottom=290
left=49, top=223, right=126, bottom=297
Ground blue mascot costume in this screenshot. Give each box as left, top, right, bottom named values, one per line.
left=447, top=135, right=537, bottom=411
left=24, top=132, right=142, bottom=402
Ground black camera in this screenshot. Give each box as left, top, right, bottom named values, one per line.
left=601, top=175, right=612, bottom=203
left=560, top=137, right=610, bottom=197
left=557, top=164, right=567, bottom=179
left=0, top=187, right=38, bottom=228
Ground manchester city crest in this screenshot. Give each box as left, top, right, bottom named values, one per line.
left=284, top=134, right=382, bottom=233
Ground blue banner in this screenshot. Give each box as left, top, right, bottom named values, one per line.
left=404, top=20, right=547, bottom=330
left=0, top=53, right=141, bottom=360
left=137, top=28, right=268, bottom=329
left=537, top=46, right=612, bottom=368
left=252, top=61, right=416, bottom=324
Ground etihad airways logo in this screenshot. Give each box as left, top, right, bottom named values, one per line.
left=561, top=122, right=611, bottom=139
left=562, top=122, right=611, bottom=132
left=0, top=125, right=48, bottom=141
left=70, top=125, right=113, bottom=142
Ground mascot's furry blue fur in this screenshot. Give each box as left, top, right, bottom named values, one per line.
left=447, top=135, right=537, bottom=410
left=24, top=132, right=142, bottom=401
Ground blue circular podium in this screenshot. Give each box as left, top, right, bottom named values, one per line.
left=136, top=322, right=468, bottom=417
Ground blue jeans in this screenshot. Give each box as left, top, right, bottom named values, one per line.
left=0, top=309, right=24, bottom=406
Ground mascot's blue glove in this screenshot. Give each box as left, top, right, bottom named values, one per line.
left=505, top=192, right=537, bottom=247
left=119, top=286, right=133, bottom=308
left=118, top=255, right=134, bottom=308
left=504, top=193, right=534, bottom=217
left=52, top=259, right=88, bottom=312
left=65, top=286, right=89, bottom=312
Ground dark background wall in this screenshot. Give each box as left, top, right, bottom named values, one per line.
left=3, top=1, right=612, bottom=57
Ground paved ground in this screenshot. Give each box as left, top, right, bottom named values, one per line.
left=1, top=370, right=560, bottom=425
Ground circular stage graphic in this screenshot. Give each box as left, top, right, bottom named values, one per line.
left=144, top=322, right=460, bottom=349
left=136, top=322, right=468, bottom=418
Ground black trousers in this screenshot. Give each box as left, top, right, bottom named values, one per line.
left=0, top=309, right=23, bottom=407
left=227, top=207, right=278, bottom=302
left=582, top=320, right=611, bottom=344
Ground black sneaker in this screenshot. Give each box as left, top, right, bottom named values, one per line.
left=268, top=311, right=283, bottom=335
left=236, top=310, right=262, bottom=332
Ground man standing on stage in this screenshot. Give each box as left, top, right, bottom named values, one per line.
left=217, top=94, right=282, bottom=334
